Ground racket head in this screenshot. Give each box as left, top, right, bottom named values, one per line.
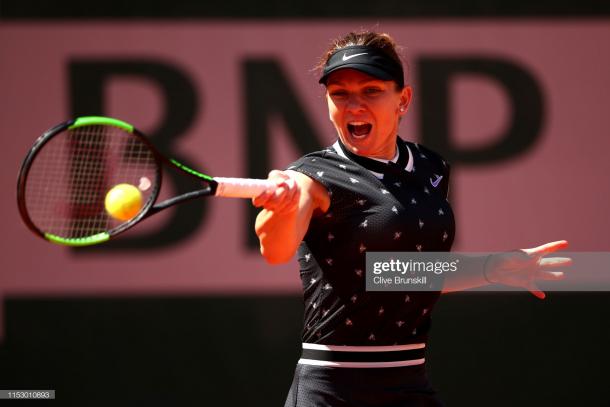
left=17, top=116, right=162, bottom=246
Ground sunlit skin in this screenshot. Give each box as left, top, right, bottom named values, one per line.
left=325, top=69, right=412, bottom=160
left=253, top=67, right=571, bottom=300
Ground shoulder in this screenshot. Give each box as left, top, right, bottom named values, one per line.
left=286, top=147, right=344, bottom=170
left=284, top=145, right=369, bottom=213
left=401, top=138, right=452, bottom=198
left=402, top=139, right=450, bottom=173
left=284, top=146, right=354, bottom=189
left=286, top=170, right=331, bottom=215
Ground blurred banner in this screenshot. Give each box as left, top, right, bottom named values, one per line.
left=1, top=21, right=609, bottom=326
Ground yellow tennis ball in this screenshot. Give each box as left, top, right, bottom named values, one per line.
left=105, top=183, right=143, bottom=221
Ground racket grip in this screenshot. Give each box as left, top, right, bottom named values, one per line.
left=213, top=177, right=277, bottom=198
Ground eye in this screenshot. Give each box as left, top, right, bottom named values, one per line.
left=364, top=87, right=382, bottom=95
left=329, top=89, right=348, bottom=98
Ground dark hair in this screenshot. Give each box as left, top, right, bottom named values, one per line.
left=316, top=30, right=407, bottom=88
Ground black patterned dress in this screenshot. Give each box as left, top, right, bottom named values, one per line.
left=283, top=137, right=455, bottom=407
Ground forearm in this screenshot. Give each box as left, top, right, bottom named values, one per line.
left=255, top=206, right=308, bottom=264
left=441, top=254, right=491, bottom=293
left=253, top=170, right=329, bottom=265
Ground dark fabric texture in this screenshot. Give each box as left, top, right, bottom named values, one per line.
left=286, top=138, right=455, bottom=346
left=284, top=364, right=445, bottom=407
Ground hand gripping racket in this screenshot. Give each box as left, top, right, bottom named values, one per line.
left=17, top=116, right=275, bottom=246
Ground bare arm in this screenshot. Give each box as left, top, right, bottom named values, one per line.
left=442, top=241, right=571, bottom=299
left=253, top=170, right=330, bottom=264
left=440, top=254, right=489, bottom=293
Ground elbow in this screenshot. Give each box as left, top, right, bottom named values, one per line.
left=263, top=254, right=293, bottom=265
left=260, top=244, right=295, bottom=265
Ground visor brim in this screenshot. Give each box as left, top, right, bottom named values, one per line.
left=319, top=64, right=396, bottom=85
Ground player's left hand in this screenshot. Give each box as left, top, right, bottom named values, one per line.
left=484, top=240, right=572, bottom=300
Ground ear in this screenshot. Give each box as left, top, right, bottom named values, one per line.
left=398, top=86, right=413, bottom=116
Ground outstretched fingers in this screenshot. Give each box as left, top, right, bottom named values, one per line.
left=524, top=242, right=571, bottom=299
left=538, top=256, right=572, bottom=269
left=535, top=270, right=565, bottom=281
left=522, top=240, right=569, bottom=256
left=527, top=282, right=546, bottom=300
left=534, top=256, right=572, bottom=281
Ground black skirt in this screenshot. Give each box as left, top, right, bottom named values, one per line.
left=284, top=363, right=444, bottom=407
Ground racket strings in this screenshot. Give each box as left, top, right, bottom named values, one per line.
left=68, top=125, right=110, bottom=236
left=24, top=125, right=158, bottom=239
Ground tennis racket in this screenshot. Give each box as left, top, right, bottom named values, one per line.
left=17, top=116, right=275, bottom=246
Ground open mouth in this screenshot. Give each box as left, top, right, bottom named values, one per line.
left=347, top=122, right=372, bottom=139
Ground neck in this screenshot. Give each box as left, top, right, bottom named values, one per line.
left=344, top=140, right=398, bottom=161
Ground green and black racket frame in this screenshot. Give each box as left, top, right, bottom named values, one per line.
left=17, top=116, right=275, bottom=246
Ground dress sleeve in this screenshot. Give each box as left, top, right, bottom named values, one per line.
left=285, top=150, right=356, bottom=214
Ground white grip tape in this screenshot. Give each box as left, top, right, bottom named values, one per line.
left=213, top=177, right=276, bottom=198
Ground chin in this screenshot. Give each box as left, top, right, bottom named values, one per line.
left=345, top=134, right=373, bottom=151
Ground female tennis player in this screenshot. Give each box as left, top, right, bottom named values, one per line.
left=253, top=30, right=569, bottom=407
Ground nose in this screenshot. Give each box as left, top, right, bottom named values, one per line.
left=345, top=93, right=366, bottom=113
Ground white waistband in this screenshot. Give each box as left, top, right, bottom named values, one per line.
left=302, top=342, right=426, bottom=352
left=297, top=358, right=426, bottom=368
left=299, top=342, right=426, bottom=368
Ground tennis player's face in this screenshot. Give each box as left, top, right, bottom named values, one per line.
left=326, top=69, right=412, bottom=159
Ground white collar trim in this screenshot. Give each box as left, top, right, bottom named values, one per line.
left=332, top=140, right=413, bottom=179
